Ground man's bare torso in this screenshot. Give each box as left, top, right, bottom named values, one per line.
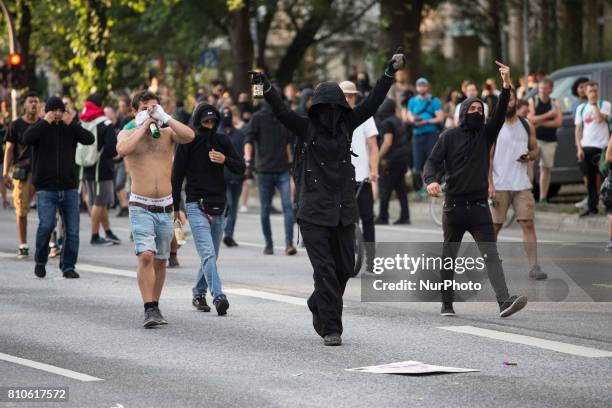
left=124, top=128, right=174, bottom=198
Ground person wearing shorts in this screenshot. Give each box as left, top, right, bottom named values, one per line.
left=117, top=90, right=194, bottom=328
left=490, top=87, right=546, bottom=280
left=80, top=93, right=121, bottom=246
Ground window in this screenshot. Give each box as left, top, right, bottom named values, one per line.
left=551, top=73, right=592, bottom=115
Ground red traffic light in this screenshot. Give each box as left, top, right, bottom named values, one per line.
left=8, top=53, right=22, bottom=66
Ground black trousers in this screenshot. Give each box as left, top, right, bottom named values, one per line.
left=441, top=202, right=510, bottom=303
left=300, top=220, right=354, bottom=337
left=579, top=147, right=603, bottom=212
left=379, top=162, right=410, bottom=221
left=356, top=182, right=375, bottom=263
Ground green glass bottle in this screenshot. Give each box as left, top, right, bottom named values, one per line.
left=149, top=123, right=161, bottom=138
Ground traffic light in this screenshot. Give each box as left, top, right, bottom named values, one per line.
left=7, top=53, right=26, bottom=89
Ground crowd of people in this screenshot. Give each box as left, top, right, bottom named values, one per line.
left=0, top=51, right=611, bottom=345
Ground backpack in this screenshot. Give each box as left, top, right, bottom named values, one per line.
left=601, top=173, right=612, bottom=207
left=76, top=116, right=109, bottom=183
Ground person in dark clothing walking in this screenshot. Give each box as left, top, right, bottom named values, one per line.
left=251, top=48, right=406, bottom=346
left=172, top=103, right=245, bottom=316
left=377, top=102, right=411, bottom=225
left=220, top=106, right=246, bottom=247
left=244, top=93, right=297, bottom=256
left=423, top=61, right=527, bottom=318
left=21, top=96, right=95, bottom=279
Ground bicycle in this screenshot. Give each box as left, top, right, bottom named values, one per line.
left=429, top=184, right=516, bottom=228
left=351, top=178, right=369, bottom=277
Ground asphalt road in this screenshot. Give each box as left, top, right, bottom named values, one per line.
left=0, top=204, right=610, bottom=408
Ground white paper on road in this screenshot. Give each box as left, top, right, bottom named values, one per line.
left=346, top=360, right=479, bottom=374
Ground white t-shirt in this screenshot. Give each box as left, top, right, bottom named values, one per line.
left=574, top=100, right=611, bottom=149
left=492, top=119, right=532, bottom=191
left=351, top=117, right=378, bottom=182
left=454, top=102, right=489, bottom=126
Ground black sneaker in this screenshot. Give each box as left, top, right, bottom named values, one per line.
left=579, top=208, right=598, bottom=218
left=17, top=247, right=29, bottom=259
left=263, top=245, right=273, bottom=255
left=441, top=302, right=455, bottom=316
left=213, top=294, right=229, bottom=316
left=499, top=295, right=528, bottom=318
left=63, top=269, right=80, bottom=279
left=223, top=236, right=239, bottom=247
left=143, top=309, right=160, bottom=328
left=528, top=264, right=547, bottom=280
left=152, top=307, right=168, bottom=325
left=34, top=264, right=46, bottom=278
left=285, top=245, right=297, bottom=256
left=192, top=295, right=211, bottom=312
left=374, top=217, right=389, bottom=225
left=393, top=218, right=411, bottom=225
left=91, top=236, right=114, bottom=246
left=168, top=254, right=179, bottom=268
left=117, top=207, right=129, bottom=217
left=307, top=296, right=322, bottom=336
left=105, top=231, right=121, bottom=245
left=323, top=333, right=342, bottom=346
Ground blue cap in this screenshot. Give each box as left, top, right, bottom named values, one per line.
left=415, top=77, right=429, bottom=86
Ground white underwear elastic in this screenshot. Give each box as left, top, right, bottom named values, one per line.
left=129, top=193, right=173, bottom=207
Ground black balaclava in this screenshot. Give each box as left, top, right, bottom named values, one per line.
left=190, top=102, right=220, bottom=136
left=316, top=104, right=343, bottom=134
left=459, top=97, right=485, bottom=132
left=506, top=105, right=517, bottom=118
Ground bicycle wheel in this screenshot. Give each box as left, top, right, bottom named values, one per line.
left=352, top=224, right=364, bottom=277
left=429, top=195, right=444, bottom=226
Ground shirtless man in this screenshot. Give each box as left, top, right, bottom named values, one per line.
left=117, top=90, right=195, bottom=328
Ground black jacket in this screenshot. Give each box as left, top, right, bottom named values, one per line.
left=21, top=120, right=95, bottom=191
left=423, top=87, right=510, bottom=201
left=172, top=104, right=245, bottom=211
left=264, top=73, right=394, bottom=227
left=244, top=103, right=293, bottom=173
left=83, top=119, right=117, bottom=181
left=222, top=125, right=246, bottom=184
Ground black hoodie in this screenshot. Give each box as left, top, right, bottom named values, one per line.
left=171, top=103, right=245, bottom=211
left=21, top=118, right=95, bottom=191
left=264, top=74, right=394, bottom=227
left=423, top=87, right=510, bottom=201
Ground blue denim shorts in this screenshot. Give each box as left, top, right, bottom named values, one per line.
left=128, top=206, right=174, bottom=260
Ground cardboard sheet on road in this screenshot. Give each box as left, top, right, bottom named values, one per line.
left=346, top=360, right=479, bottom=375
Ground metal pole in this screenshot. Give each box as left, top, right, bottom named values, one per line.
left=522, top=0, right=530, bottom=93
left=0, top=0, right=18, bottom=120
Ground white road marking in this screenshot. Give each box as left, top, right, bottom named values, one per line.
left=593, top=284, right=612, bottom=289
left=79, top=263, right=136, bottom=278
left=224, top=288, right=306, bottom=306
left=0, top=352, right=103, bottom=382
left=439, top=325, right=612, bottom=358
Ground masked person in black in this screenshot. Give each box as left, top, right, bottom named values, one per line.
left=423, top=61, right=528, bottom=318
left=251, top=49, right=406, bottom=346
left=172, top=103, right=245, bottom=316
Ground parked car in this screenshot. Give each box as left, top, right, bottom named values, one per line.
left=525, top=61, right=612, bottom=198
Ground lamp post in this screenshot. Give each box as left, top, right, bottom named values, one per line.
left=0, top=0, right=19, bottom=119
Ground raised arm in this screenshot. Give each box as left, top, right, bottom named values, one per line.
left=262, top=83, right=308, bottom=140
left=484, top=61, right=512, bottom=144
left=149, top=104, right=194, bottom=144
left=350, top=74, right=395, bottom=130
left=116, top=119, right=152, bottom=157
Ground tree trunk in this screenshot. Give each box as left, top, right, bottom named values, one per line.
left=15, top=0, right=36, bottom=90
left=228, top=0, right=254, bottom=99
left=255, top=0, right=278, bottom=72
left=488, top=0, right=503, bottom=62
left=380, top=0, right=424, bottom=84
left=560, top=0, right=582, bottom=65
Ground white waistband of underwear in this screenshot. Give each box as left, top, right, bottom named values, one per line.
left=129, top=194, right=173, bottom=207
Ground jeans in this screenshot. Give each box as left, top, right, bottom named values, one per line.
left=224, top=181, right=243, bottom=238
left=187, top=202, right=225, bottom=298
left=379, top=162, right=410, bottom=221
left=35, top=189, right=80, bottom=272
left=355, top=182, right=375, bottom=264
left=441, top=201, right=510, bottom=303
left=256, top=171, right=294, bottom=247
left=579, top=147, right=603, bottom=212
left=412, top=131, right=439, bottom=178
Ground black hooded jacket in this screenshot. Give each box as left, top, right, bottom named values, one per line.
left=21, top=119, right=95, bottom=191
left=264, top=73, right=394, bottom=227
left=172, top=103, right=245, bottom=211
left=423, top=87, right=510, bottom=202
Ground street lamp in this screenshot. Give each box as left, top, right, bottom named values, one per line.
left=0, top=0, right=19, bottom=119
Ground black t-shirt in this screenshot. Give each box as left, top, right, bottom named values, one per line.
left=380, top=116, right=410, bottom=165
left=533, top=96, right=557, bottom=142
left=5, top=118, right=38, bottom=171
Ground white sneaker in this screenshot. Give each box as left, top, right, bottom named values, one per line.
left=574, top=197, right=588, bottom=208
left=239, top=205, right=248, bottom=213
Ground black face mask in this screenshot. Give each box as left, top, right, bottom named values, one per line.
left=506, top=105, right=516, bottom=118
left=464, top=112, right=484, bottom=131
left=221, top=116, right=233, bottom=128
left=316, top=104, right=343, bottom=132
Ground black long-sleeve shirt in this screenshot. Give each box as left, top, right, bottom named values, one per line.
left=172, top=130, right=245, bottom=211
left=423, top=87, right=510, bottom=201
left=21, top=120, right=95, bottom=191
left=264, top=73, right=394, bottom=227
